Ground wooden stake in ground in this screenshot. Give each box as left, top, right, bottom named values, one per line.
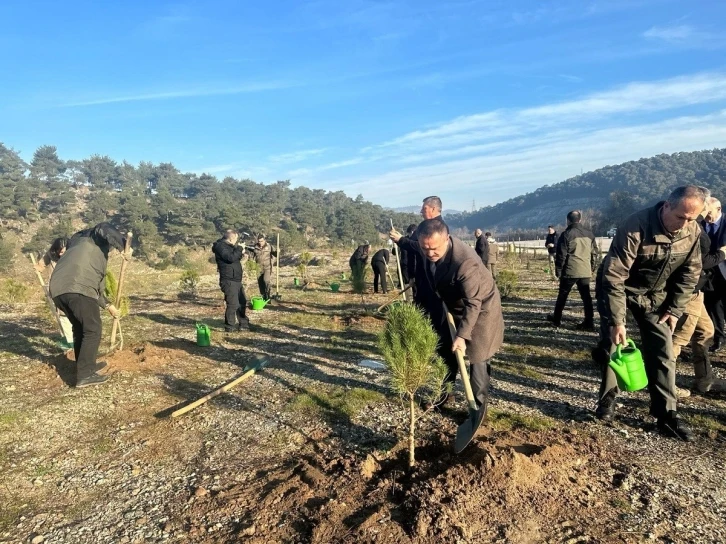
left=110, top=232, right=133, bottom=350
left=171, top=355, right=268, bottom=417
left=29, top=254, right=67, bottom=339
left=390, top=219, right=407, bottom=302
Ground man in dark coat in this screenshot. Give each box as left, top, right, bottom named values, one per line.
left=417, top=218, right=504, bottom=408
left=49, top=223, right=125, bottom=388
left=398, top=223, right=417, bottom=285
left=703, top=197, right=726, bottom=352
left=349, top=242, right=370, bottom=271
left=370, top=248, right=390, bottom=294
left=390, top=196, right=444, bottom=327
left=474, top=228, right=488, bottom=265
left=546, top=211, right=600, bottom=329
left=212, top=230, right=249, bottom=332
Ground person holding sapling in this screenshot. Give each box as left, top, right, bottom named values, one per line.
left=49, top=223, right=127, bottom=388
left=249, top=234, right=277, bottom=301
left=416, top=217, right=504, bottom=409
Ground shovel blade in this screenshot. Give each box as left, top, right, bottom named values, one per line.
left=454, top=404, right=487, bottom=454
left=245, top=354, right=269, bottom=373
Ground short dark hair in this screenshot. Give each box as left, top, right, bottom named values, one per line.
left=667, top=185, right=710, bottom=207
left=406, top=223, right=417, bottom=235
left=567, top=211, right=581, bottom=224
left=484, top=231, right=492, bottom=237
left=416, top=217, right=449, bottom=239
left=422, top=196, right=442, bottom=211
left=547, top=225, right=554, bottom=229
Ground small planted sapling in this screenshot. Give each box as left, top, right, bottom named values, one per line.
left=378, top=303, right=449, bottom=468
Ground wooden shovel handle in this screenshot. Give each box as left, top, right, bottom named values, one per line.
left=445, top=310, right=477, bottom=412
left=171, top=368, right=257, bottom=417
left=110, top=232, right=133, bottom=348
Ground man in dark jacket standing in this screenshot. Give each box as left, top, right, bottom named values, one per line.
left=250, top=234, right=276, bottom=300
left=49, top=223, right=124, bottom=388
left=418, top=218, right=504, bottom=408
left=390, top=196, right=444, bottom=320
left=474, top=229, right=488, bottom=265
left=545, top=225, right=558, bottom=280
left=398, top=224, right=417, bottom=285
left=547, top=211, right=599, bottom=329
left=212, top=230, right=249, bottom=332
left=593, top=186, right=706, bottom=441
left=370, top=248, right=390, bottom=294
left=702, top=197, right=726, bottom=352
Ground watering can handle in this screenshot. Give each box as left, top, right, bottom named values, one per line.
left=615, top=338, right=636, bottom=358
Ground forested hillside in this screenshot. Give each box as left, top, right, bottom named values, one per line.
left=0, top=143, right=419, bottom=260
left=447, top=149, right=726, bottom=233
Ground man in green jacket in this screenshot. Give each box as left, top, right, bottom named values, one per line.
left=593, top=186, right=706, bottom=441
left=547, top=211, right=599, bottom=329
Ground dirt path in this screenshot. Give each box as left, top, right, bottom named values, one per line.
left=1, top=254, right=725, bottom=543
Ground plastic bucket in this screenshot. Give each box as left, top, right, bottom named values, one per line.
left=330, top=283, right=340, bottom=292
left=293, top=278, right=300, bottom=286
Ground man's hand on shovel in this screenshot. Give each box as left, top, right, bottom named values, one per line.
left=452, top=336, right=467, bottom=356
left=107, top=304, right=121, bottom=319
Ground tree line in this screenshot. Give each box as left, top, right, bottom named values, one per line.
left=0, top=143, right=420, bottom=261
left=446, top=148, right=726, bottom=234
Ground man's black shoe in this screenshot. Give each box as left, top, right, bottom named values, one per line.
left=595, top=389, right=617, bottom=421
left=708, top=340, right=722, bottom=353
left=76, top=373, right=109, bottom=388
left=657, top=411, right=693, bottom=441
left=575, top=321, right=595, bottom=331
left=546, top=314, right=561, bottom=327
left=238, top=318, right=250, bottom=331
left=94, top=361, right=107, bottom=373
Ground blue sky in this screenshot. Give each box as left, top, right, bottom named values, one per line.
left=2, top=0, right=726, bottom=211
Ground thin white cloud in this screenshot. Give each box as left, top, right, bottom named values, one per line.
left=61, top=81, right=297, bottom=107
left=268, top=148, right=327, bottom=164
left=643, top=24, right=694, bottom=42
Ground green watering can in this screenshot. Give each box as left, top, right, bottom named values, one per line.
left=330, top=282, right=340, bottom=292
left=609, top=339, right=648, bottom=392
left=293, top=278, right=300, bottom=286
left=251, top=296, right=269, bottom=310
left=196, top=323, right=211, bottom=347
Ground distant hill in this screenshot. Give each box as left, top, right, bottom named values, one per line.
left=447, top=149, right=726, bottom=234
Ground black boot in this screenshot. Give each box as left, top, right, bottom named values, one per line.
left=595, top=388, right=617, bottom=421
left=575, top=321, right=595, bottom=331
left=657, top=411, right=694, bottom=441
left=546, top=314, right=561, bottom=327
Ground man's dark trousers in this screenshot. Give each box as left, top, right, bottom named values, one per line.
left=257, top=269, right=272, bottom=300
left=594, top=271, right=677, bottom=417
left=220, top=280, right=247, bottom=330
left=437, top=332, right=491, bottom=408
left=53, top=293, right=102, bottom=383
left=372, top=261, right=388, bottom=293
left=705, top=272, right=726, bottom=344
left=553, top=277, right=594, bottom=323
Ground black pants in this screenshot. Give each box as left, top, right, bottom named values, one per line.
left=553, top=276, right=594, bottom=323
left=220, top=280, right=247, bottom=330
left=372, top=261, right=388, bottom=293
left=594, top=270, right=677, bottom=418
left=705, top=273, right=726, bottom=343
left=257, top=268, right=272, bottom=299
left=53, top=293, right=102, bottom=383
left=437, top=333, right=491, bottom=408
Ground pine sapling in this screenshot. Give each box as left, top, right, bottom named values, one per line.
left=378, top=303, right=449, bottom=468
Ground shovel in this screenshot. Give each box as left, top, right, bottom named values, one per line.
left=171, top=355, right=268, bottom=417
left=445, top=309, right=487, bottom=453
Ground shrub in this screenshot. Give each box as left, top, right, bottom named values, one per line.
left=179, top=267, right=200, bottom=296
left=0, top=279, right=29, bottom=304
left=0, top=239, right=14, bottom=273
left=296, top=251, right=312, bottom=282
left=350, top=261, right=368, bottom=294
left=245, top=259, right=260, bottom=279
left=378, top=303, right=449, bottom=468
left=171, top=249, right=188, bottom=268
left=496, top=270, right=519, bottom=299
